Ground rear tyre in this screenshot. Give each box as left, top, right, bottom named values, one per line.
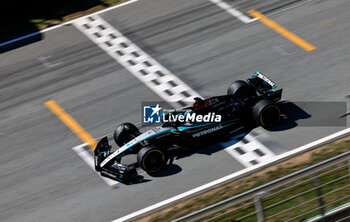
left=137, top=146, right=166, bottom=174
left=114, top=123, right=140, bottom=147
left=253, top=100, right=280, bottom=128
left=227, top=80, right=254, bottom=97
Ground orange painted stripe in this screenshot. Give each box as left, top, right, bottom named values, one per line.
left=45, top=100, right=97, bottom=150
left=247, top=9, right=316, bottom=51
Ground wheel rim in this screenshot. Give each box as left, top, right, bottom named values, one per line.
left=260, top=105, right=280, bottom=127
left=142, top=150, right=165, bottom=173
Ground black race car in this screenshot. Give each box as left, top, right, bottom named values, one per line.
left=94, top=72, right=283, bottom=182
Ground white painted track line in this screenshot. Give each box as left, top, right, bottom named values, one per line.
left=208, top=0, right=257, bottom=23
left=1, top=0, right=317, bottom=47
left=266, top=0, right=313, bottom=17
left=112, top=127, right=350, bottom=221
left=72, top=143, right=119, bottom=187
left=0, top=0, right=139, bottom=47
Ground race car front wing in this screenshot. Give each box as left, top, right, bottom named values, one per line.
left=94, top=137, right=139, bottom=182
left=100, top=162, right=138, bottom=181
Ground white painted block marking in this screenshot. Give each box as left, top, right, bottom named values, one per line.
left=209, top=0, right=257, bottom=23
left=38, top=55, right=61, bottom=68
left=72, top=143, right=119, bottom=187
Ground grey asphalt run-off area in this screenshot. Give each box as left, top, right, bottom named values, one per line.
left=1, top=0, right=350, bottom=221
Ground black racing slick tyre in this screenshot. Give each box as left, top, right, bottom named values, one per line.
left=114, top=123, right=140, bottom=147
left=137, top=146, right=166, bottom=174
left=227, top=80, right=254, bottom=97
left=253, top=100, right=281, bottom=128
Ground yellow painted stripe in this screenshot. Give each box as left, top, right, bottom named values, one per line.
left=247, top=9, right=316, bottom=51
left=45, top=100, right=97, bottom=150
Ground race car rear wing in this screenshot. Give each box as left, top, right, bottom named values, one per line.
left=248, top=72, right=282, bottom=102
left=266, top=88, right=282, bottom=103
left=252, top=72, right=277, bottom=88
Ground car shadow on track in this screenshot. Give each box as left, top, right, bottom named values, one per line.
left=150, top=163, right=183, bottom=178
left=125, top=176, right=152, bottom=185
left=267, top=101, right=311, bottom=131
left=168, top=129, right=251, bottom=160
left=162, top=102, right=311, bottom=162
left=268, top=100, right=347, bottom=131
left=122, top=164, right=182, bottom=185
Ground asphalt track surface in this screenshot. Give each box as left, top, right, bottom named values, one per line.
left=1, top=0, right=350, bottom=221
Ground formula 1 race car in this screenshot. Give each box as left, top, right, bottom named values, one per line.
left=94, top=72, right=283, bottom=182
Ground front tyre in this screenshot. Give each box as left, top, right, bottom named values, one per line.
left=253, top=100, right=280, bottom=128
left=137, top=146, right=166, bottom=174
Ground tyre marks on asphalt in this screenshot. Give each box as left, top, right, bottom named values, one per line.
left=73, top=15, right=201, bottom=108
left=45, top=100, right=97, bottom=149
left=247, top=9, right=316, bottom=51
left=208, top=0, right=257, bottom=23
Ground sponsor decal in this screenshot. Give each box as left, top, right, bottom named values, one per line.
left=101, top=149, right=122, bottom=167
left=192, top=125, right=223, bottom=138
left=255, top=72, right=276, bottom=87
left=101, top=170, right=118, bottom=178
